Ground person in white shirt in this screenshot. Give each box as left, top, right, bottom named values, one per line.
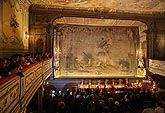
left=155, top=101, right=164, bottom=113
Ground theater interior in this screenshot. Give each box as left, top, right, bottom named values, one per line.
left=0, top=0, right=165, bottom=113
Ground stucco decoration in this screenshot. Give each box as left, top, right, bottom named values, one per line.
left=0, top=33, right=23, bottom=49
left=30, top=0, right=165, bottom=12
left=10, top=14, right=19, bottom=33
left=149, top=59, right=165, bottom=76
left=0, top=32, right=8, bottom=44
left=8, top=35, right=21, bottom=45
left=0, top=0, right=26, bottom=50
left=4, top=0, right=30, bottom=12
left=56, top=25, right=139, bottom=77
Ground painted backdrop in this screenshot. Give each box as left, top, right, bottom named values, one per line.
left=58, top=26, right=138, bottom=77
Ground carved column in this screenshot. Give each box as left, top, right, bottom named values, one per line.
left=146, top=20, right=165, bottom=60
left=52, top=26, right=62, bottom=78
left=146, top=21, right=157, bottom=59
left=154, top=20, right=165, bottom=59
left=46, top=21, right=53, bottom=53
left=155, top=33, right=165, bottom=59
left=52, top=26, right=56, bottom=79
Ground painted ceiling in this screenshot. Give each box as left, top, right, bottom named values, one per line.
left=28, top=0, right=165, bottom=27
left=30, top=0, right=165, bottom=12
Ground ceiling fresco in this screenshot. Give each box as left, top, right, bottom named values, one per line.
left=28, top=0, right=165, bottom=26
left=30, top=0, right=165, bottom=12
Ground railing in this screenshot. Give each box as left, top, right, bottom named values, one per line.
left=0, top=59, right=53, bottom=113
left=149, top=59, right=165, bottom=76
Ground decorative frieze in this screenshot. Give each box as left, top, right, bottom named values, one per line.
left=149, top=59, right=165, bottom=76
left=0, top=59, right=52, bottom=113
left=0, top=82, right=19, bottom=113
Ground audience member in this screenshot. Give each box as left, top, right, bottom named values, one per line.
left=18, top=54, right=26, bottom=68
left=155, top=101, right=164, bottom=113
left=0, top=58, right=11, bottom=78
left=142, top=103, right=156, bottom=113
left=8, top=54, right=20, bottom=71
left=35, top=53, right=42, bottom=62
left=0, top=52, right=52, bottom=80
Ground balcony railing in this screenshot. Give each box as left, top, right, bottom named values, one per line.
left=149, top=59, right=165, bottom=76
left=0, top=59, right=52, bottom=113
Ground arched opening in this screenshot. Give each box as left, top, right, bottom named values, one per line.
left=52, top=17, right=148, bottom=79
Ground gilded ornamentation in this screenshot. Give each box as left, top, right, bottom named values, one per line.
left=8, top=0, right=22, bottom=12
left=0, top=59, right=52, bottom=113
left=30, top=0, right=165, bottom=12
left=25, top=73, right=34, bottom=87
left=4, top=98, right=8, bottom=105
left=10, top=92, right=17, bottom=98
left=0, top=32, right=8, bottom=44
left=149, top=59, right=165, bottom=75
left=8, top=35, right=21, bottom=45
left=10, top=14, right=19, bottom=33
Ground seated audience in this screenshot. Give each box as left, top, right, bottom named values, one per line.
left=8, top=54, right=24, bottom=77
left=30, top=53, right=37, bottom=63
left=0, top=58, right=11, bottom=78
left=8, top=54, right=20, bottom=71
left=18, top=54, right=26, bottom=68
left=35, top=53, right=42, bottom=62
left=24, top=54, right=32, bottom=66
left=0, top=52, right=52, bottom=80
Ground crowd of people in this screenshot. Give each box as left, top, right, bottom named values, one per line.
left=41, top=86, right=165, bottom=113
left=0, top=52, right=52, bottom=80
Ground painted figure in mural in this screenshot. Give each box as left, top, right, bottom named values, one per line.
left=74, top=57, right=84, bottom=70
left=98, top=37, right=109, bottom=49
left=96, top=51, right=108, bottom=68
left=98, top=36, right=112, bottom=51
left=119, top=59, right=129, bottom=72
left=83, top=52, right=93, bottom=67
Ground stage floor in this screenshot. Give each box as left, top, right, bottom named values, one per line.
left=47, top=76, right=147, bottom=90
left=54, top=73, right=145, bottom=79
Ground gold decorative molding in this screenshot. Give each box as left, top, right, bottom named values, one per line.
left=0, top=82, right=19, bottom=113
left=0, top=59, right=52, bottom=113
left=29, top=0, right=165, bottom=12
left=149, top=59, right=165, bottom=76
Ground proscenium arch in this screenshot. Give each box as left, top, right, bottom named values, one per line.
left=29, top=4, right=164, bottom=21
left=29, top=4, right=152, bottom=78
left=51, top=16, right=148, bottom=78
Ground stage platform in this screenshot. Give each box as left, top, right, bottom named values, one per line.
left=54, top=74, right=145, bottom=79
left=46, top=76, right=157, bottom=91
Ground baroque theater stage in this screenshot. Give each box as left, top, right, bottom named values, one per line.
left=49, top=25, right=154, bottom=91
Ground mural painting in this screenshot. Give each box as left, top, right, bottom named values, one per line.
left=57, top=26, right=138, bottom=77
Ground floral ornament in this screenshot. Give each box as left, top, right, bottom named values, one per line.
left=9, top=35, right=20, bottom=45
left=10, top=14, right=19, bottom=33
